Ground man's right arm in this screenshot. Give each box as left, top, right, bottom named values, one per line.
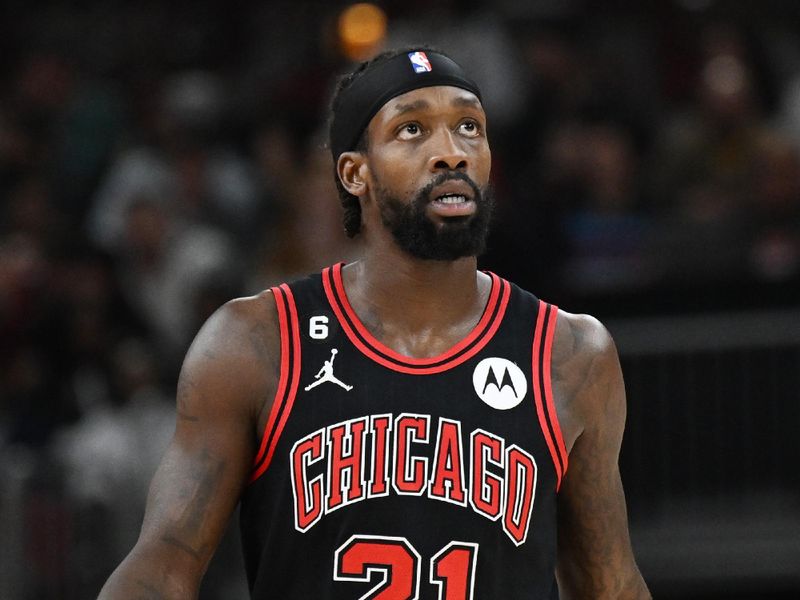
left=98, top=291, right=280, bottom=599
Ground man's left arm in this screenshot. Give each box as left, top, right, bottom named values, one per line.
left=554, top=313, right=651, bottom=599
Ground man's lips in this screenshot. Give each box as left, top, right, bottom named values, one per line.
left=427, top=179, right=477, bottom=217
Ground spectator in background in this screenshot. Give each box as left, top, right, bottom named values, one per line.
left=116, top=195, right=238, bottom=368
left=87, top=70, right=260, bottom=253
left=557, top=122, right=657, bottom=295
left=1, top=174, right=69, bottom=446
left=0, top=232, right=60, bottom=446
left=53, top=336, right=175, bottom=598
left=647, top=22, right=776, bottom=288
left=246, top=132, right=359, bottom=290
left=745, top=131, right=800, bottom=281
left=649, top=23, right=770, bottom=204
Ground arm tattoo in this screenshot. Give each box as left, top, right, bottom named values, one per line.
left=159, top=535, right=202, bottom=561
left=176, top=380, right=200, bottom=422
left=159, top=449, right=226, bottom=561
left=134, top=579, right=166, bottom=600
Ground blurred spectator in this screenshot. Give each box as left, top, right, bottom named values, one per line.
left=4, top=175, right=66, bottom=248
left=247, top=133, right=359, bottom=290
left=87, top=70, right=260, bottom=252
left=0, top=231, right=60, bottom=446
left=648, top=22, right=771, bottom=210
left=556, top=122, right=657, bottom=294
left=645, top=22, right=779, bottom=290
left=652, top=179, right=750, bottom=286
left=745, top=131, right=800, bottom=281
left=116, top=195, right=239, bottom=366
left=53, top=337, right=174, bottom=598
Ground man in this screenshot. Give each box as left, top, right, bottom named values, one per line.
left=99, top=48, right=650, bottom=599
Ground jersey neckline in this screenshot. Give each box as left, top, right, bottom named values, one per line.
left=322, top=262, right=511, bottom=374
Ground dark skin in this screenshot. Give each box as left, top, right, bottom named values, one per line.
left=99, top=85, right=650, bottom=599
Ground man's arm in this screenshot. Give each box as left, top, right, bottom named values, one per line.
left=553, top=312, right=650, bottom=599
left=98, top=292, right=279, bottom=599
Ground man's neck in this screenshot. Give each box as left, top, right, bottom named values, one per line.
left=340, top=251, right=491, bottom=358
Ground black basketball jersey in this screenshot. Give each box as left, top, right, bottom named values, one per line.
left=240, top=263, right=568, bottom=599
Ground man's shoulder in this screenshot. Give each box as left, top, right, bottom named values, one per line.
left=553, top=308, right=616, bottom=361
left=219, top=289, right=279, bottom=327
left=180, top=290, right=282, bottom=420
left=188, top=290, right=281, bottom=367
left=549, top=309, right=624, bottom=440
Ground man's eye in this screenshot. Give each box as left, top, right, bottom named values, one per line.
left=397, top=123, right=422, bottom=139
left=459, top=121, right=480, bottom=136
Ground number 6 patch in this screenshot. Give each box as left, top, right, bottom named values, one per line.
left=309, top=315, right=330, bottom=340
left=334, top=535, right=478, bottom=600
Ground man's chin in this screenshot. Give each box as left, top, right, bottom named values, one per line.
left=399, top=230, right=486, bottom=261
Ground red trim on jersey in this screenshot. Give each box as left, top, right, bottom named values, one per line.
left=273, top=284, right=303, bottom=464
left=332, top=263, right=501, bottom=365
left=322, top=263, right=510, bottom=374
left=542, top=304, right=568, bottom=480
left=250, top=286, right=289, bottom=474
left=531, top=301, right=567, bottom=491
left=250, top=284, right=302, bottom=482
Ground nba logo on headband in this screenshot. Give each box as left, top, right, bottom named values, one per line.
left=408, top=51, right=433, bottom=73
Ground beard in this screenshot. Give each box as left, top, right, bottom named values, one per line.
left=374, top=172, right=495, bottom=261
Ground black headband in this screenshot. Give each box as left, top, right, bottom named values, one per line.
left=330, top=50, right=482, bottom=161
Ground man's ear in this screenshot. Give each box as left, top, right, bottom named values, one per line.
left=337, top=152, right=369, bottom=197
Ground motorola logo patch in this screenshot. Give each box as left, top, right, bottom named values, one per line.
left=472, top=357, right=527, bottom=410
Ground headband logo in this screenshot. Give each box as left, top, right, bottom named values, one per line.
left=408, top=51, right=432, bottom=73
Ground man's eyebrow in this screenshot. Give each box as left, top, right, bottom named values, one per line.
left=391, top=99, right=430, bottom=115
left=451, top=95, right=482, bottom=109
left=391, top=94, right=482, bottom=116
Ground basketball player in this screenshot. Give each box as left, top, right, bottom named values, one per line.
left=99, top=48, right=650, bottom=599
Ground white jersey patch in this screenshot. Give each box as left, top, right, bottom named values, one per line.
left=471, top=357, right=527, bottom=410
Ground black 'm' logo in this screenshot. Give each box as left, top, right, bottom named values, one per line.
left=482, top=366, right=518, bottom=398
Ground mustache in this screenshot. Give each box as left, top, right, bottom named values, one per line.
left=417, top=171, right=483, bottom=203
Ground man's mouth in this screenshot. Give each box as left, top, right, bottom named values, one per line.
left=430, top=192, right=475, bottom=217
left=436, top=193, right=468, bottom=204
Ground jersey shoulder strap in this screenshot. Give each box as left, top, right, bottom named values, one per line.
left=250, top=282, right=304, bottom=482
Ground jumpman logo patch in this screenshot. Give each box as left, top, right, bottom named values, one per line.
left=304, top=349, right=353, bottom=392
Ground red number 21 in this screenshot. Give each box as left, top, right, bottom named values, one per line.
left=334, top=535, right=478, bottom=600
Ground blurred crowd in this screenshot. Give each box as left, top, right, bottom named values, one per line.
left=2, top=1, right=800, bottom=597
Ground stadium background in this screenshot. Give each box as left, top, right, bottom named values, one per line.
left=1, top=0, right=798, bottom=598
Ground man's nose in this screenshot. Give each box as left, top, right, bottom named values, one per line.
left=427, top=128, right=468, bottom=172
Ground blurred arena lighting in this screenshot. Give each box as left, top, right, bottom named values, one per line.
left=338, top=3, right=387, bottom=61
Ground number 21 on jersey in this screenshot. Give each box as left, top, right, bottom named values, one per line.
left=334, top=535, right=478, bottom=600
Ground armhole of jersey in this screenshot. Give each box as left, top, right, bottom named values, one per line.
left=250, top=284, right=302, bottom=483
left=531, top=301, right=569, bottom=491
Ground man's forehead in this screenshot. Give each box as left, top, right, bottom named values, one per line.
left=378, top=86, right=484, bottom=118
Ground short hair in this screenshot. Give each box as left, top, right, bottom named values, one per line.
left=328, top=47, right=446, bottom=237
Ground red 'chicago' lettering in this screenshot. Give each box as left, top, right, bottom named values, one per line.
left=369, top=415, right=391, bottom=497
left=290, top=413, right=537, bottom=545
left=470, top=430, right=504, bottom=520
left=290, top=430, right=325, bottom=532
left=327, top=417, right=368, bottom=511
left=393, top=414, right=430, bottom=495
left=430, top=418, right=467, bottom=505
